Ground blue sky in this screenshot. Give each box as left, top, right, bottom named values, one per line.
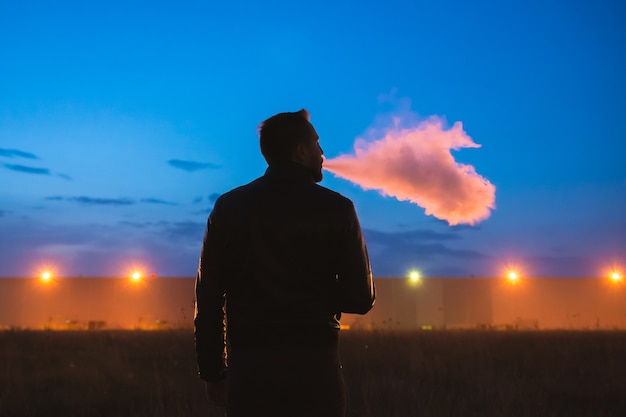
left=1, top=0, right=625, bottom=278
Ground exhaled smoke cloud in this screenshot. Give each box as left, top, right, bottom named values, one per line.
left=324, top=117, right=495, bottom=226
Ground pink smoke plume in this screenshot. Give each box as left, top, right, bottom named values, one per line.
left=323, top=117, right=496, bottom=226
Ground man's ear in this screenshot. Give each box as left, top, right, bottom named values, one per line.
left=293, top=142, right=307, bottom=162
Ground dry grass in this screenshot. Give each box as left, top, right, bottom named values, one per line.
left=1, top=329, right=625, bottom=417
left=340, top=330, right=626, bottom=417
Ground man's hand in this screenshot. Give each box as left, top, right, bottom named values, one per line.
left=205, top=379, right=228, bottom=407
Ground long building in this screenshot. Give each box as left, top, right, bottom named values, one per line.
left=0, top=277, right=624, bottom=330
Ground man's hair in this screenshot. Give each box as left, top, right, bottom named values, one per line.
left=258, top=109, right=312, bottom=164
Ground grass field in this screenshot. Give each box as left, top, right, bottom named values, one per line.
left=1, top=329, right=625, bottom=417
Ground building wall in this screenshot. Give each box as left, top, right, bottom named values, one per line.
left=489, top=277, right=626, bottom=329
left=0, top=277, right=195, bottom=330
left=0, top=277, right=624, bottom=330
left=341, top=277, right=626, bottom=330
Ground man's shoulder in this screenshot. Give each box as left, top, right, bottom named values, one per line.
left=207, top=178, right=260, bottom=208
left=214, top=177, right=264, bottom=203
left=306, top=183, right=358, bottom=217
left=215, top=176, right=355, bottom=212
left=311, top=183, right=353, bottom=205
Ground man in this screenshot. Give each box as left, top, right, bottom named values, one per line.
left=194, top=109, right=375, bottom=417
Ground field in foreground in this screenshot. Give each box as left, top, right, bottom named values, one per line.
left=1, top=330, right=625, bottom=417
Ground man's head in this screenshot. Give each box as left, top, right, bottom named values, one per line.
left=259, top=109, right=324, bottom=182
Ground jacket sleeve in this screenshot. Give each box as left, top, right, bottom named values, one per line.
left=194, top=206, right=227, bottom=382
left=336, top=202, right=375, bottom=314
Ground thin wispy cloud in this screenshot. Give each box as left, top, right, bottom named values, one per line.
left=140, top=198, right=177, bottom=206
left=0, top=148, right=39, bottom=159
left=46, top=196, right=135, bottom=205
left=193, top=207, right=214, bottom=215
left=168, top=159, right=221, bottom=172
left=57, top=173, right=72, bottom=181
left=4, top=164, right=51, bottom=175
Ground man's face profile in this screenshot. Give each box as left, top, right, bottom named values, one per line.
left=297, top=122, right=324, bottom=182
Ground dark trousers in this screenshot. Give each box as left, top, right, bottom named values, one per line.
left=227, top=345, right=345, bottom=417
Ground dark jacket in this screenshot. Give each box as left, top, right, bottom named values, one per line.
left=194, top=161, right=375, bottom=381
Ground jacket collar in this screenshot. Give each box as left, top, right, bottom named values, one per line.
left=264, top=161, right=315, bottom=183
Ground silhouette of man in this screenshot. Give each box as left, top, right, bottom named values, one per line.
left=194, top=109, right=375, bottom=417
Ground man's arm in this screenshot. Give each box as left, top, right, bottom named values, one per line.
left=194, top=211, right=227, bottom=383
left=336, top=202, right=375, bottom=314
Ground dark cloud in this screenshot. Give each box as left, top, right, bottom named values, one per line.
left=208, top=193, right=221, bottom=204
left=3, top=159, right=71, bottom=180
left=0, top=218, right=203, bottom=277
left=524, top=254, right=593, bottom=278
left=372, top=242, right=489, bottom=277
left=46, top=196, right=135, bottom=205
left=119, top=220, right=151, bottom=229
left=193, top=207, right=213, bottom=216
left=0, top=148, right=39, bottom=159
left=4, top=164, right=51, bottom=175
left=429, top=217, right=483, bottom=231
left=363, top=228, right=460, bottom=245
left=157, top=220, right=205, bottom=242
left=139, top=198, right=177, bottom=206
left=362, top=228, right=488, bottom=277
left=168, top=159, right=221, bottom=172
left=49, top=197, right=180, bottom=206
left=190, top=193, right=221, bottom=214
left=0, top=215, right=609, bottom=278
left=117, top=220, right=205, bottom=241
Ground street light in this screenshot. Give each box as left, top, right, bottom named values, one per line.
left=408, top=270, right=421, bottom=285
left=37, top=268, right=55, bottom=284
left=610, top=271, right=622, bottom=283
left=505, top=269, right=521, bottom=285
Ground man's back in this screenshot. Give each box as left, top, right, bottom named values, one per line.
left=201, top=161, right=373, bottom=347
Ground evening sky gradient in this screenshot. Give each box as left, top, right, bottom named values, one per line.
left=1, top=0, right=625, bottom=278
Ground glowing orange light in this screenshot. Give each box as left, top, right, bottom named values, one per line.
left=610, top=271, right=622, bottom=283
left=41, top=271, right=52, bottom=281
left=131, top=271, right=142, bottom=281
left=507, top=271, right=519, bottom=282
left=408, top=270, right=421, bottom=284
